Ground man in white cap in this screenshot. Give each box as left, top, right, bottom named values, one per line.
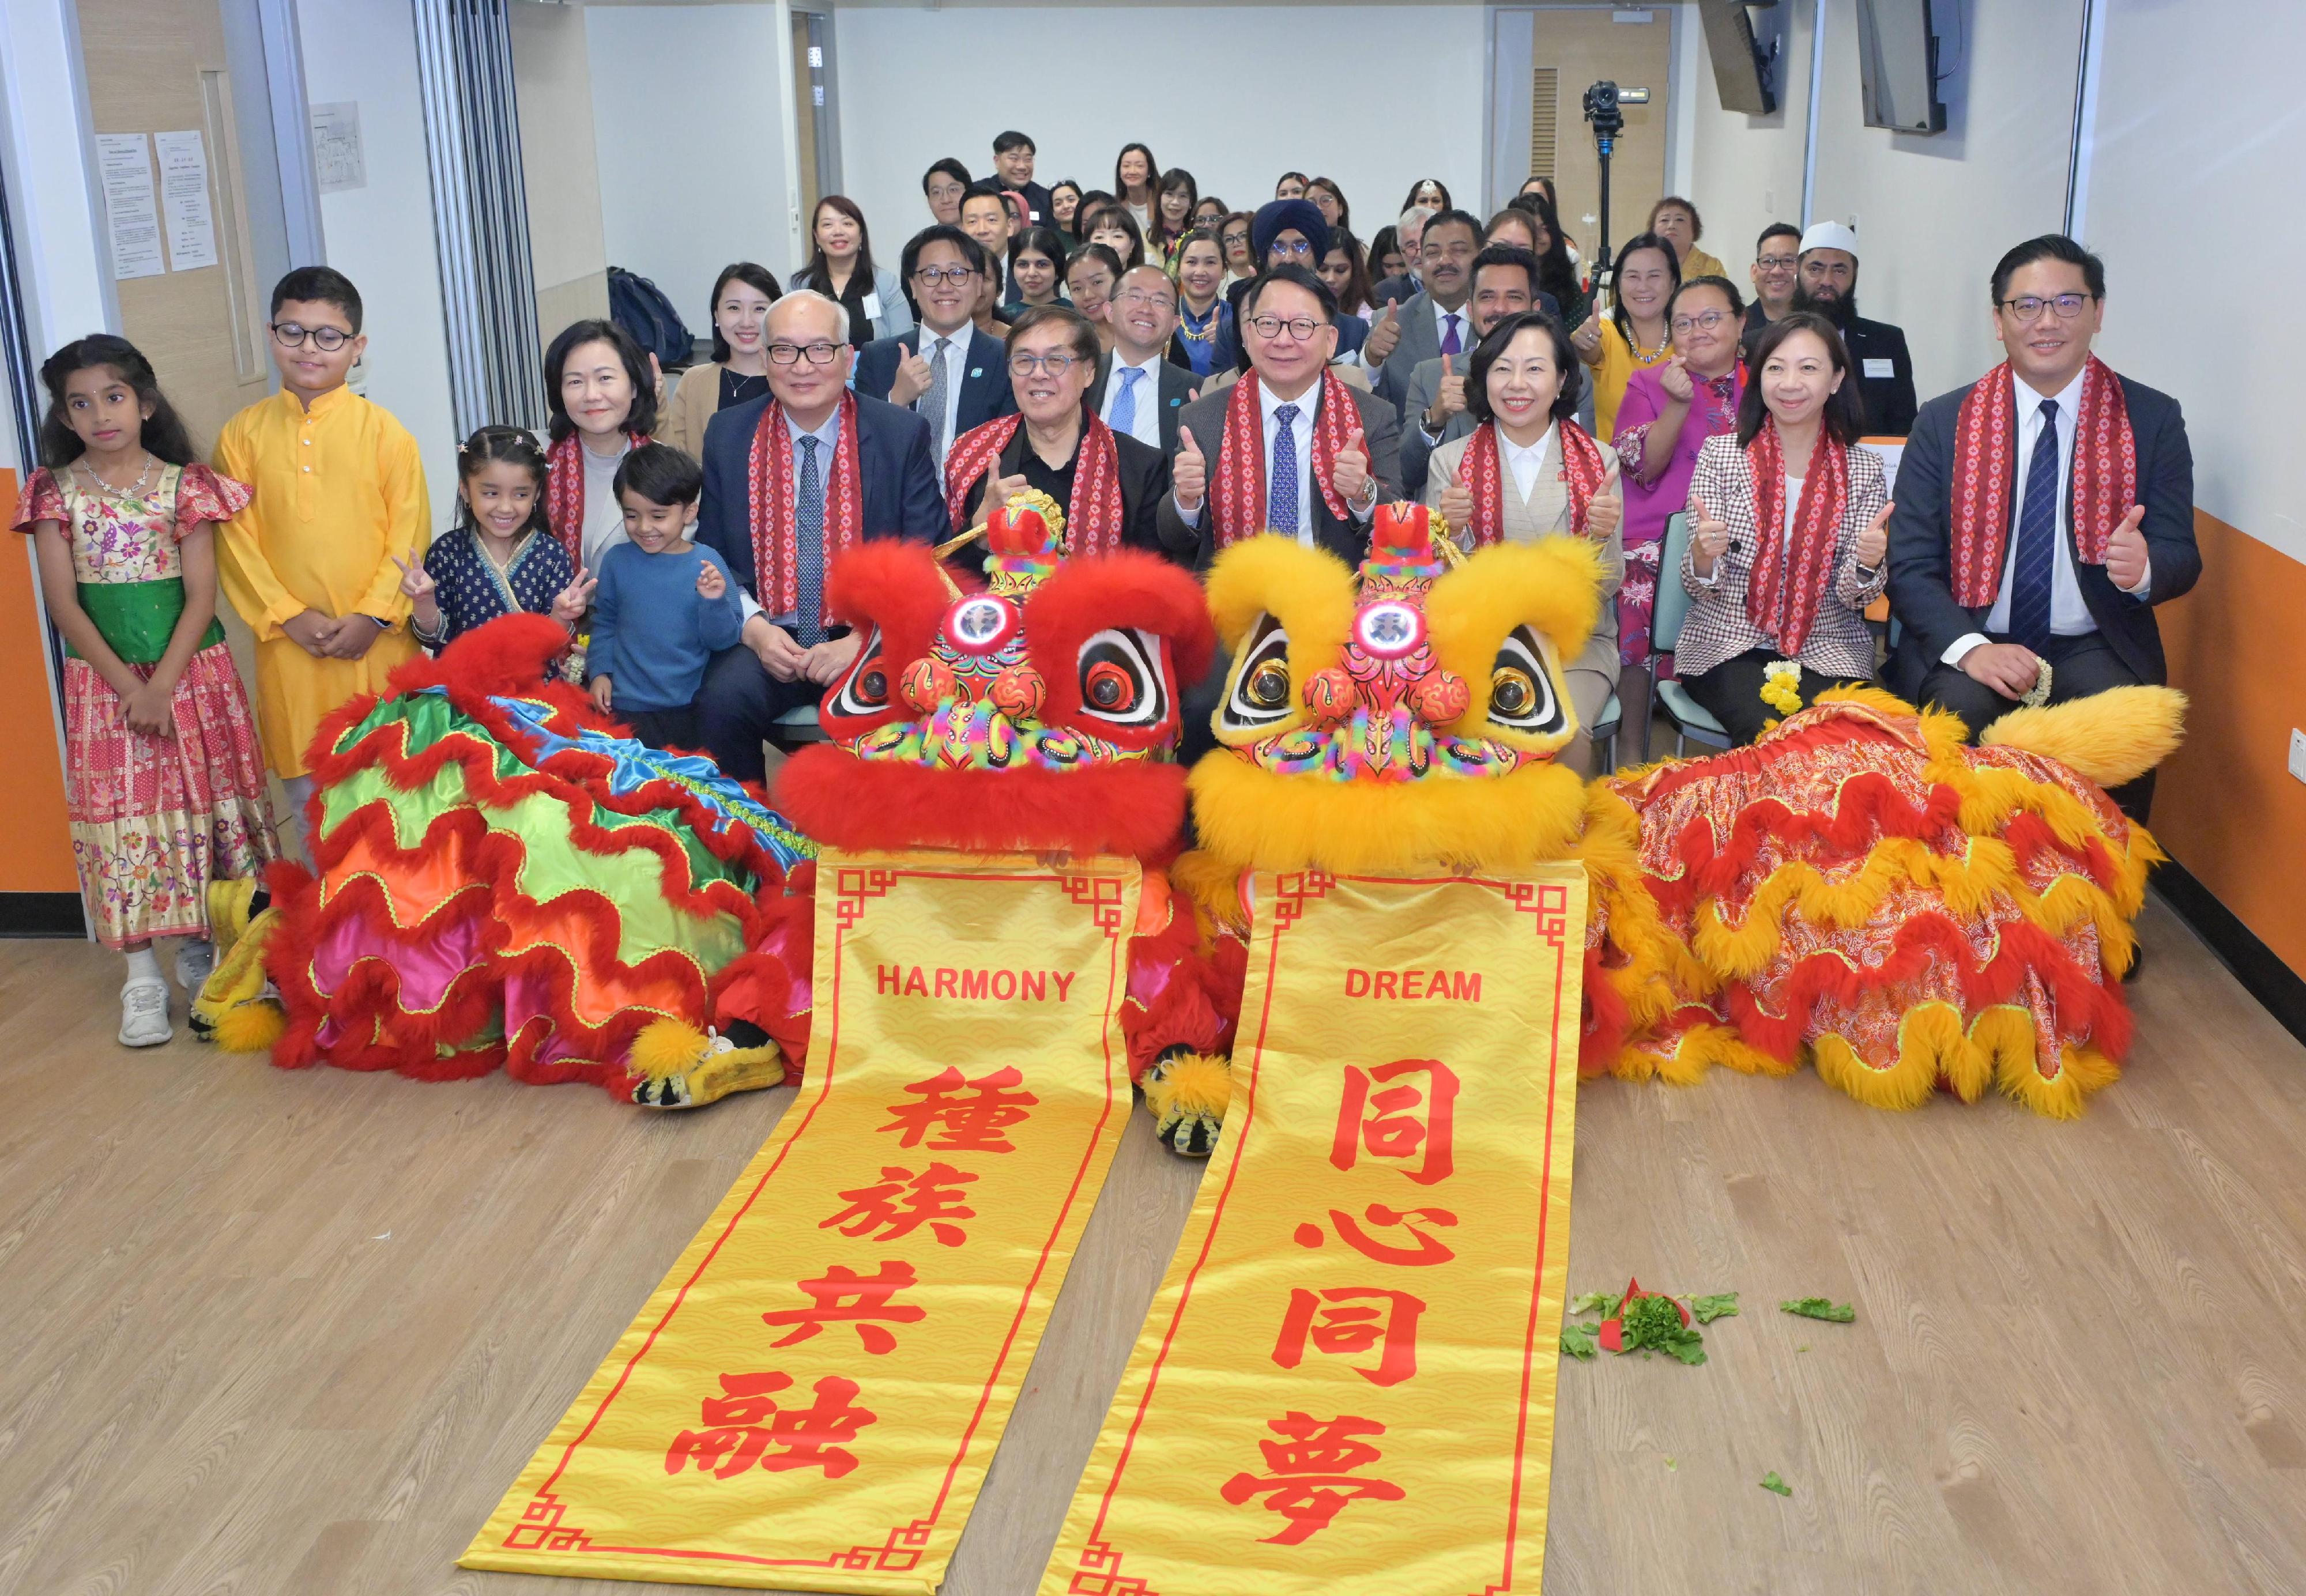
left=1791, top=220, right=1917, bottom=435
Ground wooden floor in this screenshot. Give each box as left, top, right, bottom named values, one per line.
left=2, top=893, right=2303, bottom=1596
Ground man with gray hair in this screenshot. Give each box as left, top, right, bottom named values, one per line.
left=1372, top=204, right=1436, bottom=303
left=692, top=289, right=946, bottom=782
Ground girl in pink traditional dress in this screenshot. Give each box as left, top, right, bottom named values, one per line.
left=13, top=335, right=277, bottom=1047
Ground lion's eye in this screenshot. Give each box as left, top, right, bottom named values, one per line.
left=1490, top=667, right=1533, bottom=717
left=1248, top=660, right=1290, bottom=709
left=1075, top=628, right=1165, bottom=727
left=829, top=628, right=892, bottom=719
left=1222, top=616, right=1296, bottom=730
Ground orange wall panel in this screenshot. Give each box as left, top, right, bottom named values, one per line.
left=0, top=470, right=80, bottom=893
left=2154, top=512, right=2306, bottom=978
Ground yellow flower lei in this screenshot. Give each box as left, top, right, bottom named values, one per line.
left=1758, top=659, right=1804, bottom=719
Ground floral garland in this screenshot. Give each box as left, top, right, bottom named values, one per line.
left=1758, top=659, right=1804, bottom=721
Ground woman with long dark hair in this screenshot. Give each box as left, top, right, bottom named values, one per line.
left=1005, top=227, right=1070, bottom=311
left=1674, top=312, right=1891, bottom=745
left=790, top=195, right=911, bottom=345
left=1572, top=229, right=1678, bottom=443
left=658, top=261, right=782, bottom=458
left=1151, top=167, right=1199, bottom=265
left=1305, top=176, right=1351, bottom=232
left=1113, top=142, right=1160, bottom=235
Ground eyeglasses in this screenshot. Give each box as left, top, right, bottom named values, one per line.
left=1248, top=314, right=1325, bottom=341
left=914, top=266, right=978, bottom=287
left=1999, top=292, right=2094, bottom=322
left=1114, top=288, right=1177, bottom=310
left=1756, top=254, right=1798, bottom=271
left=272, top=321, right=349, bottom=351
left=1671, top=310, right=1732, bottom=335
left=1008, top=352, right=1082, bottom=376
left=767, top=341, right=844, bottom=365
left=1267, top=240, right=1314, bottom=260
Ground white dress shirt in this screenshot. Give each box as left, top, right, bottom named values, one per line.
left=1945, top=364, right=2150, bottom=664
left=915, top=319, right=977, bottom=468
left=1099, top=352, right=1165, bottom=450
left=737, top=406, right=844, bottom=627
left=1177, top=379, right=1377, bottom=538
left=1501, top=425, right=1554, bottom=504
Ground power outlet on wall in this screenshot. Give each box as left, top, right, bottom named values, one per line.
left=2290, top=729, right=2306, bottom=785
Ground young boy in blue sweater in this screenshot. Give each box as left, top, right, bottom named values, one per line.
left=586, top=443, right=741, bottom=753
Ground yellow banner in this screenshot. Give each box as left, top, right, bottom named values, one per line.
left=1041, top=865, right=1588, bottom=1596
left=465, top=850, right=1141, bottom=1592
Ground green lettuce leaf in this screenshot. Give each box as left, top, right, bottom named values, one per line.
left=1560, top=1323, right=1599, bottom=1360
left=1780, top=1297, right=1856, bottom=1322
left=1760, top=1471, right=1792, bottom=1496
left=1690, top=1292, right=1739, bottom=1323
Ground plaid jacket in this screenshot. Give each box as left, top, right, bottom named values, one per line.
left=1677, top=433, right=1889, bottom=680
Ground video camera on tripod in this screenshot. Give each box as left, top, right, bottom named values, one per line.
left=1581, top=78, right=1650, bottom=292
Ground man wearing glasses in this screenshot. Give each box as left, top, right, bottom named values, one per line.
left=693, top=290, right=946, bottom=782
left=1159, top=263, right=1400, bottom=571
left=1739, top=221, right=1803, bottom=357
left=1396, top=244, right=1561, bottom=496
left=1365, top=208, right=1486, bottom=424
left=851, top=226, right=1017, bottom=473
left=1089, top=266, right=1196, bottom=452
left=1887, top=233, right=2198, bottom=821
left=1787, top=220, right=1917, bottom=436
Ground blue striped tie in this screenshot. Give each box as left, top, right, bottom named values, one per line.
left=2007, top=398, right=2061, bottom=652
left=794, top=435, right=824, bottom=646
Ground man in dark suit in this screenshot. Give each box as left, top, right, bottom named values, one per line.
left=851, top=226, right=1015, bottom=476
left=1788, top=221, right=1917, bottom=436
left=1158, top=266, right=1401, bottom=572
left=1362, top=209, right=1484, bottom=425
left=1887, top=234, right=2198, bottom=818
left=992, top=130, right=1055, bottom=230
left=949, top=304, right=1174, bottom=559
left=695, top=290, right=947, bottom=782
left=1087, top=265, right=1199, bottom=453
left=1397, top=244, right=1559, bottom=495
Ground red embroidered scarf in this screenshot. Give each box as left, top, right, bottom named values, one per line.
left=1743, top=416, right=1850, bottom=658
left=1456, top=418, right=1608, bottom=545
left=545, top=431, right=649, bottom=563
left=1949, top=354, right=2135, bottom=606
left=941, top=413, right=1128, bottom=555
left=745, top=392, right=862, bottom=629
left=1211, top=368, right=1359, bottom=546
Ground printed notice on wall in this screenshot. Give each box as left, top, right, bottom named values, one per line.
left=95, top=134, right=164, bottom=280
left=310, top=101, right=366, bottom=194
left=155, top=131, right=218, bottom=271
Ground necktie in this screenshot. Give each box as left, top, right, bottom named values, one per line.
left=1440, top=312, right=1463, bottom=357
left=924, top=337, right=953, bottom=461
left=1112, top=365, right=1144, bottom=436
left=2007, top=397, right=2061, bottom=652
left=794, top=434, right=824, bottom=646
left=1268, top=403, right=1301, bottom=537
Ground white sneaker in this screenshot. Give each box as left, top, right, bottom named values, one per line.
left=175, top=939, right=216, bottom=995
left=119, top=977, right=172, bottom=1047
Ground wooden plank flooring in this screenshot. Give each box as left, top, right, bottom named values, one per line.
left=2, top=893, right=2302, bottom=1595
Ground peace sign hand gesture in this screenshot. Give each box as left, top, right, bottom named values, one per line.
left=392, top=552, right=434, bottom=603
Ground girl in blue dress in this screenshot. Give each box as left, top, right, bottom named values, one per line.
left=397, top=426, right=594, bottom=649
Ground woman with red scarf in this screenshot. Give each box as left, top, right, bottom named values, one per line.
left=944, top=305, right=1171, bottom=558
left=1675, top=312, right=1893, bottom=745
left=1424, top=309, right=1623, bottom=775
left=541, top=319, right=657, bottom=571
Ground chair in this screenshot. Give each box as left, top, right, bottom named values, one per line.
left=770, top=702, right=827, bottom=750
left=1587, top=691, right=1623, bottom=773
left=1649, top=511, right=1733, bottom=755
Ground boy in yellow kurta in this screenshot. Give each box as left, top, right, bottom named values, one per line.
left=216, top=267, right=429, bottom=836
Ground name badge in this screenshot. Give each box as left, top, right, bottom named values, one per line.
left=863, top=291, right=883, bottom=320
left=1029, top=209, right=1042, bottom=221
left=1863, top=357, right=1894, bottom=379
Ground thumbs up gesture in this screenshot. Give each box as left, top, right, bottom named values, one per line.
left=1172, top=424, right=1208, bottom=514
left=1438, top=477, right=1475, bottom=538
left=1331, top=427, right=1372, bottom=506
left=1691, top=497, right=1732, bottom=576
left=890, top=342, right=935, bottom=407
left=1585, top=489, right=1621, bottom=541
left=1658, top=352, right=1694, bottom=402
left=551, top=563, right=597, bottom=625
left=975, top=459, right=1029, bottom=527
left=1364, top=299, right=1403, bottom=366
left=1426, top=353, right=1466, bottom=431
left=1572, top=307, right=1606, bottom=364
left=2103, top=504, right=2150, bottom=591
left=1854, top=500, right=1894, bottom=569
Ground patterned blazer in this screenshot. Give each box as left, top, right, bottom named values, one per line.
left=1676, top=433, right=1889, bottom=680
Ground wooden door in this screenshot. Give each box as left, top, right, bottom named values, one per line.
left=1528, top=6, right=1673, bottom=271
left=76, top=0, right=275, bottom=456
left=792, top=11, right=821, bottom=224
